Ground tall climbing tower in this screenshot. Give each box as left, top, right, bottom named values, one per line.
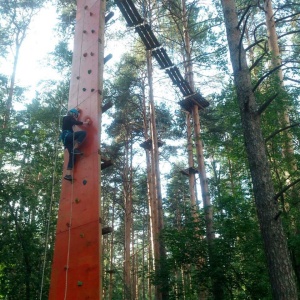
left=49, top=0, right=106, bottom=299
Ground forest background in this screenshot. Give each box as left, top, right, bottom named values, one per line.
left=1, top=0, right=300, bottom=299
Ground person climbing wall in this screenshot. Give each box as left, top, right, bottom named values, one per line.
left=61, top=108, right=90, bottom=181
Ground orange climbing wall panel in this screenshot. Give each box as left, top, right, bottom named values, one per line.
left=49, top=0, right=105, bottom=299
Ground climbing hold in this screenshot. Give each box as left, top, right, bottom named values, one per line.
left=83, top=88, right=86, bottom=91
left=83, top=179, right=87, bottom=185
left=90, top=12, right=93, bottom=16
left=88, top=70, right=92, bottom=74
left=75, top=198, right=80, bottom=204
left=76, top=76, right=80, bottom=80
left=83, top=30, right=87, bottom=33
left=98, top=90, right=102, bottom=95
left=77, top=281, right=83, bottom=286
left=90, top=52, right=94, bottom=56
left=84, top=5, right=88, bottom=9
left=66, top=222, right=71, bottom=227
left=83, top=53, right=87, bottom=57
left=85, top=118, right=92, bottom=125
left=80, top=233, right=85, bottom=238
left=91, top=29, right=95, bottom=33
left=64, top=266, right=69, bottom=270
left=91, top=88, right=95, bottom=92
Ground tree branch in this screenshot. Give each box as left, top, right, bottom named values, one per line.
left=237, top=4, right=252, bottom=30
left=274, top=178, right=300, bottom=201
left=285, top=77, right=300, bottom=84
left=253, top=22, right=266, bottom=46
left=278, top=30, right=300, bottom=40
left=275, top=11, right=300, bottom=24
left=249, top=51, right=267, bottom=71
left=252, top=64, right=284, bottom=92
left=257, top=93, right=278, bottom=115
left=265, top=122, right=300, bottom=142
left=239, top=13, right=251, bottom=70
left=245, top=38, right=265, bottom=52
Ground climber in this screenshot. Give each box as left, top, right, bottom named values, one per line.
left=61, top=108, right=90, bottom=181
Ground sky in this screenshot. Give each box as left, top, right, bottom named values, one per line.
left=18, top=4, right=59, bottom=86
left=2, top=3, right=60, bottom=104
left=8, top=3, right=126, bottom=105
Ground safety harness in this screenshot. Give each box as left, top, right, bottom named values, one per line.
left=60, top=130, right=72, bottom=145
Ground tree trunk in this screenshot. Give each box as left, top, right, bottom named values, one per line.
left=131, top=239, right=136, bottom=300
left=264, top=0, right=297, bottom=173
left=181, top=0, right=214, bottom=241
left=124, top=136, right=133, bottom=299
left=141, top=85, right=159, bottom=290
left=147, top=50, right=168, bottom=300
left=181, top=0, right=197, bottom=211
left=221, top=1, right=298, bottom=298
left=108, top=192, right=115, bottom=300
left=186, top=114, right=197, bottom=209
left=264, top=0, right=295, bottom=166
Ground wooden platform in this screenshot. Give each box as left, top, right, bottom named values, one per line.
left=140, top=138, right=164, bottom=150
left=102, top=226, right=113, bottom=235
left=180, top=167, right=199, bottom=176
left=179, top=93, right=210, bottom=112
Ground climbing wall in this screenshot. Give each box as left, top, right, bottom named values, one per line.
left=49, top=0, right=105, bottom=299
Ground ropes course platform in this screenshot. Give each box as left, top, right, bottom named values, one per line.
left=102, top=226, right=113, bottom=235
left=179, top=93, right=209, bottom=112
left=102, top=101, right=113, bottom=113
left=140, top=138, right=164, bottom=150
left=180, top=167, right=199, bottom=176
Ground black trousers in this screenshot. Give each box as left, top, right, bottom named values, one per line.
left=64, top=131, right=86, bottom=170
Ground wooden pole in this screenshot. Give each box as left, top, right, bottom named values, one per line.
left=49, top=0, right=105, bottom=299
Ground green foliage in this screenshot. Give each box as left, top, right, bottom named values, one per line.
left=0, top=81, right=67, bottom=299
left=2, top=0, right=300, bottom=299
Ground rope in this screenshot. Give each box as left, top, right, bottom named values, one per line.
left=64, top=148, right=75, bottom=299
left=39, top=100, right=64, bottom=300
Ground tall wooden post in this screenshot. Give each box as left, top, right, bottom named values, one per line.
left=49, top=0, right=106, bottom=299
left=181, top=0, right=214, bottom=240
